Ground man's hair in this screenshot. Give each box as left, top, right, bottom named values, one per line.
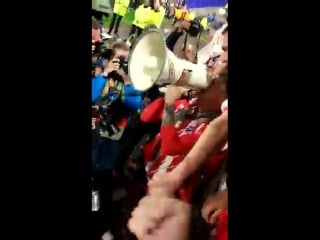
left=110, top=40, right=130, bottom=59
left=111, top=40, right=130, bottom=51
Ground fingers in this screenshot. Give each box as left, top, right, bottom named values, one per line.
left=208, top=209, right=223, bottom=225
left=201, top=205, right=213, bottom=223
left=128, top=197, right=162, bottom=239
left=129, top=209, right=159, bottom=239
left=201, top=196, right=216, bottom=222
left=107, top=58, right=120, bottom=71
left=128, top=196, right=192, bottom=239
left=92, top=118, right=96, bottom=130
left=175, top=69, right=191, bottom=86
left=201, top=196, right=224, bottom=224
left=148, top=171, right=166, bottom=187
left=148, top=172, right=172, bottom=197
left=112, top=62, right=120, bottom=70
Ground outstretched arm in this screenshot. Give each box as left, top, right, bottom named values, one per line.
left=173, top=111, right=228, bottom=185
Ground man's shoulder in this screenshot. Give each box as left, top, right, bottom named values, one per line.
left=92, top=76, right=107, bottom=89
left=92, top=75, right=106, bottom=82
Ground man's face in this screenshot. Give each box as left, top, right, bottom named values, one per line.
left=196, top=31, right=228, bottom=109
left=221, top=31, right=228, bottom=65
left=94, top=66, right=103, bottom=76
left=213, top=31, right=228, bottom=75
left=196, top=76, right=227, bottom=109
left=114, top=48, right=129, bottom=60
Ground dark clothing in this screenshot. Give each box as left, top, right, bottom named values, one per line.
left=92, top=10, right=104, bottom=24
left=128, top=25, right=143, bottom=40
left=166, top=29, right=184, bottom=51
left=92, top=170, right=114, bottom=240
left=130, top=0, right=141, bottom=9
left=108, top=13, right=123, bottom=34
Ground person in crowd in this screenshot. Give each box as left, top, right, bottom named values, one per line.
left=129, top=0, right=142, bottom=10
left=92, top=18, right=102, bottom=42
left=165, top=21, right=189, bottom=51
left=198, top=17, right=228, bottom=64
left=165, top=22, right=198, bottom=64
left=126, top=0, right=152, bottom=42
left=139, top=41, right=197, bottom=169
left=105, top=0, right=130, bottom=39
left=92, top=21, right=106, bottom=103
left=128, top=26, right=228, bottom=240
left=148, top=26, right=228, bottom=198
left=92, top=40, right=144, bottom=240
left=92, top=40, right=145, bottom=170
left=202, top=184, right=228, bottom=239
left=148, top=3, right=166, bottom=29
left=145, top=61, right=227, bottom=201
left=128, top=111, right=228, bottom=240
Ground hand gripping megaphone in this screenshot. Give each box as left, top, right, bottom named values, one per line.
left=128, top=28, right=210, bottom=91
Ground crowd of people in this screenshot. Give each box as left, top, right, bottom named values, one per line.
left=92, top=1, right=228, bottom=240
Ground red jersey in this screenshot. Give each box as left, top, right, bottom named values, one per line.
left=140, top=98, right=190, bottom=123
left=216, top=210, right=228, bottom=240
left=142, top=98, right=228, bottom=202
left=141, top=97, right=192, bottom=167
left=147, top=118, right=209, bottom=202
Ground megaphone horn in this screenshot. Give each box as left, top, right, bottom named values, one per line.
left=128, top=28, right=210, bottom=91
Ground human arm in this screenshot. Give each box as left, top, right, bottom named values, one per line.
left=123, top=84, right=143, bottom=96
left=148, top=111, right=228, bottom=195
left=172, top=111, right=228, bottom=186
left=128, top=195, right=191, bottom=240
left=201, top=189, right=228, bottom=224
left=160, top=104, right=200, bottom=156
left=92, top=76, right=107, bottom=103
left=160, top=86, right=196, bottom=156
left=140, top=97, right=165, bottom=123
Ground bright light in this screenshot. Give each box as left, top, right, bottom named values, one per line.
left=218, top=8, right=227, bottom=15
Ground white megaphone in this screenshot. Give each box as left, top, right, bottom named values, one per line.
left=128, top=28, right=210, bottom=91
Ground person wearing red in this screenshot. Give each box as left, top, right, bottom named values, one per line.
left=202, top=189, right=228, bottom=240
left=145, top=74, right=227, bottom=202
left=130, top=26, right=229, bottom=240
left=147, top=25, right=228, bottom=197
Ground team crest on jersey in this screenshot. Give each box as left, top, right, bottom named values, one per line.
left=179, top=121, right=197, bottom=136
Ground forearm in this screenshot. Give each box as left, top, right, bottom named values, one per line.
left=161, top=103, right=190, bottom=155
left=174, top=111, right=228, bottom=182
left=166, top=29, right=184, bottom=51
left=162, top=103, right=175, bottom=126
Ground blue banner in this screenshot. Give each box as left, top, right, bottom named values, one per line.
left=186, top=0, right=227, bottom=8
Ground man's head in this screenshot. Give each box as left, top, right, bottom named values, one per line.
left=110, top=41, right=130, bottom=60
left=196, top=26, right=228, bottom=111
left=195, top=76, right=227, bottom=111
left=94, top=66, right=103, bottom=76
left=221, top=26, right=228, bottom=66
